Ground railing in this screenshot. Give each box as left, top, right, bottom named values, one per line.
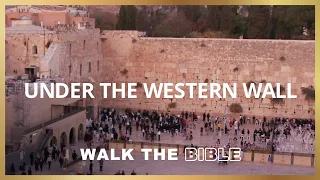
left=39, top=129, right=53, bottom=151
left=24, top=107, right=85, bottom=134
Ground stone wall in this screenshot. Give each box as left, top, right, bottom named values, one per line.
left=5, top=33, right=56, bottom=76
left=101, top=30, right=315, bottom=119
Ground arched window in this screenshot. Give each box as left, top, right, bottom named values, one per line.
left=32, top=45, right=38, bottom=54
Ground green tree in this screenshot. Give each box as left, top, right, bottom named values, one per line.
left=124, top=5, right=137, bottom=30
left=247, top=6, right=272, bottom=39
left=136, top=6, right=149, bottom=31
left=116, top=5, right=127, bottom=30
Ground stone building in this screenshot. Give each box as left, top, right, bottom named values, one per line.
left=5, top=5, right=95, bottom=30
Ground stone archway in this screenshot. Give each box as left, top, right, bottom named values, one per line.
left=78, top=124, right=84, bottom=141
left=50, top=136, right=57, bottom=147
left=60, top=132, right=67, bottom=157
left=60, top=132, right=67, bottom=147
left=69, top=127, right=76, bottom=145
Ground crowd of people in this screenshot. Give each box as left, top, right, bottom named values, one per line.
left=8, top=107, right=315, bottom=175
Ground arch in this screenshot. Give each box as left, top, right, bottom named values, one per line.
left=50, top=136, right=57, bottom=147
left=60, top=132, right=67, bottom=147
left=69, top=127, right=76, bottom=145
left=32, top=45, right=38, bottom=54
left=78, top=124, right=84, bottom=141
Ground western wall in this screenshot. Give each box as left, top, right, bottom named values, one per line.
left=100, top=31, right=315, bottom=119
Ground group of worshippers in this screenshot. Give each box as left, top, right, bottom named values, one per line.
left=9, top=146, right=65, bottom=175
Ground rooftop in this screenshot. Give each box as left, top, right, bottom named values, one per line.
left=6, top=24, right=55, bottom=34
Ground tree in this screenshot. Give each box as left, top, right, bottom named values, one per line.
left=247, top=6, right=272, bottom=39
left=179, top=5, right=204, bottom=22
left=136, top=6, right=149, bottom=31
left=124, top=5, right=137, bottom=30
left=116, top=5, right=127, bottom=30
left=271, top=6, right=314, bottom=39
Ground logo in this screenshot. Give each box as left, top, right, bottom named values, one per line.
left=184, top=147, right=242, bottom=162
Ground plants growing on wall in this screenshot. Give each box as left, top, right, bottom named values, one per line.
left=204, top=78, right=209, bottom=83
left=233, top=67, right=239, bottom=72
left=229, top=103, right=243, bottom=113
left=200, top=43, right=206, bottom=47
left=45, top=40, right=52, bottom=48
left=137, top=82, right=143, bottom=88
left=160, top=49, right=165, bottom=53
left=201, top=103, right=207, bottom=107
left=301, top=85, right=315, bottom=101
left=246, top=80, right=256, bottom=87
left=168, top=102, right=177, bottom=108
left=279, top=56, right=286, bottom=61
left=132, top=38, right=137, bottom=43
left=260, top=79, right=267, bottom=84
left=271, top=84, right=285, bottom=104
left=120, top=68, right=128, bottom=75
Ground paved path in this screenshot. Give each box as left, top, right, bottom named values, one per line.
left=50, top=152, right=315, bottom=175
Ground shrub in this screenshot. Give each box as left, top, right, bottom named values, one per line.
left=168, top=102, right=177, bottom=108
left=233, top=67, right=239, bottom=72
left=137, top=82, right=143, bottom=88
left=45, top=40, right=52, bottom=48
left=132, top=38, right=137, bottom=43
left=229, top=103, right=243, bottom=113
left=160, top=49, right=165, bottom=53
left=260, top=79, right=267, bottom=84
left=273, top=85, right=285, bottom=94
left=182, top=73, right=186, bottom=78
left=301, top=86, right=315, bottom=101
left=279, top=56, right=286, bottom=61
left=246, top=81, right=256, bottom=87
left=270, top=98, right=284, bottom=104
left=204, top=78, right=209, bottom=83
left=120, top=69, right=128, bottom=75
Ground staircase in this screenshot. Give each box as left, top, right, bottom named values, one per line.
left=5, top=128, right=53, bottom=174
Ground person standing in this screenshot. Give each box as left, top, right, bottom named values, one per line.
left=99, top=159, right=104, bottom=171
left=10, top=163, right=15, bottom=175
left=27, top=167, right=32, bottom=175
left=89, top=160, right=93, bottom=175
left=47, top=155, right=52, bottom=170
left=29, top=152, right=34, bottom=166
left=59, top=156, right=64, bottom=168
left=157, top=130, right=161, bottom=141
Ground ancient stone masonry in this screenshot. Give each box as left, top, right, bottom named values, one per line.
left=100, top=30, right=315, bottom=119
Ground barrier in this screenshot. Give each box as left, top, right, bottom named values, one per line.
left=106, top=140, right=315, bottom=167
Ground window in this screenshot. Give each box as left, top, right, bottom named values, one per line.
left=88, top=62, right=91, bottom=73
left=68, top=64, right=72, bottom=76
left=32, top=45, right=37, bottom=54
left=80, top=64, right=82, bottom=76
left=97, top=61, right=99, bottom=71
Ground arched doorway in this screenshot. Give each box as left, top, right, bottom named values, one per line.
left=69, top=127, right=76, bottom=145
left=60, top=132, right=67, bottom=157
left=78, top=124, right=84, bottom=141
left=50, top=136, right=57, bottom=147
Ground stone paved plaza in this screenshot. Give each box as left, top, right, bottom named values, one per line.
left=31, top=152, right=314, bottom=175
